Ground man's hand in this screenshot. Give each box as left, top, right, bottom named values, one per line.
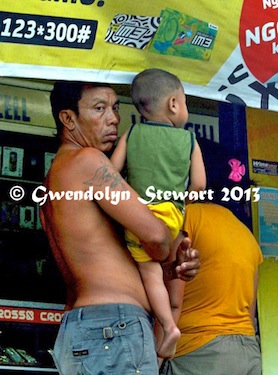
left=162, top=231, right=200, bottom=282
left=176, top=248, right=200, bottom=281
left=176, top=233, right=200, bottom=281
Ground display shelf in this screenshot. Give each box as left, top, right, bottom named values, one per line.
left=0, top=365, right=58, bottom=373
left=0, top=130, right=63, bottom=374
left=0, top=300, right=64, bottom=374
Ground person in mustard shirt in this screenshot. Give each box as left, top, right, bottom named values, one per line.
left=159, top=201, right=263, bottom=375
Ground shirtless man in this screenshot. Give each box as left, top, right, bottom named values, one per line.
left=39, top=81, right=200, bottom=375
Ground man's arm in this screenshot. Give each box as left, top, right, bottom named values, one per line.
left=83, top=147, right=172, bottom=261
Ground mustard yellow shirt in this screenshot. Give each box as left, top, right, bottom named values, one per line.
left=176, top=203, right=263, bottom=357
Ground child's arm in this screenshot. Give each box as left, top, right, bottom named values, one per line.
left=110, top=130, right=129, bottom=172
left=188, top=140, right=206, bottom=192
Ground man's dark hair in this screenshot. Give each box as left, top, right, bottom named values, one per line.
left=50, top=81, right=112, bottom=141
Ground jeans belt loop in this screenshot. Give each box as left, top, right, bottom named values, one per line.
left=103, top=327, right=114, bottom=339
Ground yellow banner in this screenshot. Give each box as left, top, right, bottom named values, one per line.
left=0, top=0, right=240, bottom=86
left=1, top=1, right=278, bottom=112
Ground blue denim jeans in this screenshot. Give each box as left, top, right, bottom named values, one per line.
left=53, top=304, right=159, bottom=374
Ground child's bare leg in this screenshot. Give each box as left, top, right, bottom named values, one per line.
left=157, top=322, right=180, bottom=359
left=138, top=261, right=180, bottom=359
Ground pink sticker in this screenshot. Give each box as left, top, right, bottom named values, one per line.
left=228, top=158, right=246, bottom=182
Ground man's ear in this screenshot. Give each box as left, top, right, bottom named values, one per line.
left=168, top=96, right=177, bottom=114
left=59, top=110, right=75, bottom=131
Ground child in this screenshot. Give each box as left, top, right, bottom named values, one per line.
left=111, top=68, right=206, bottom=359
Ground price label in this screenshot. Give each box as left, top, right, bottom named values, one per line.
left=0, top=11, right=97, bottom=49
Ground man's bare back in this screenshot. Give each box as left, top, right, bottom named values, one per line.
left=40, top=145, right=160, bottom=311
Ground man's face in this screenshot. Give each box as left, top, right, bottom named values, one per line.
left=74, top=85, right=120, bottom=153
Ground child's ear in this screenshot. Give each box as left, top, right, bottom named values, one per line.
left=168, top=95, right=178, bottom=114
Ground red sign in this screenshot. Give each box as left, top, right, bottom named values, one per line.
left=239, top=0, right=278, bottom=83
left=0, top=306, right=64, bottom=324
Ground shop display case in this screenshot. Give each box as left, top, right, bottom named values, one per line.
left=0, top=130, right=66, bottom=374
left=0, top=300, right=63, bottom=373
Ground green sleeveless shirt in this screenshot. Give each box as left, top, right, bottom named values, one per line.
left=126, top=122, right=195, bottom=211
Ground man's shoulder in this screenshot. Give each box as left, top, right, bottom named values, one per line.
left=71, top=147, right=107, bottom=167
left=51, top=147, right=109, bottom=180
